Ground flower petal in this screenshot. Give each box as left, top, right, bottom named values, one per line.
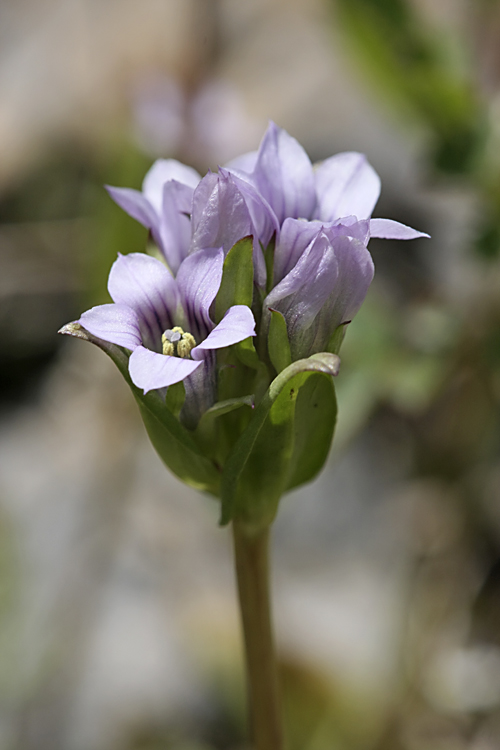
left=128, top=346, right=202, bottom=393
left=191, top=171, right=272, bottom=288
left=273, top=218, right=324, bottom=285
left=191, top=305, right=256, bottom=359
left=369, top=218, right=430, bottom=240
left=319, top=232, right=374, bottom=332
left=191, top=172, right=251, bottom=254
left=253, top=122, right=316, bottom=223
left=157, top=180, right=194, bottom=273
left=225, top=169, right=279, bottom=250
left=79, top=303, right=142, bottom=350
left=314, top=152, right=381, bottom=221
left=225, top=150, right=258, bottom=174
left=176, top=247, right=224, bottom=339
left=105, top=186, right=158, bottom=228
left=142, top=158, right=201, bottom=214
left=265, top=231, right=339, bottom=358
left=108, top=253, right=180, bottom=350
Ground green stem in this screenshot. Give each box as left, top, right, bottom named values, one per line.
left=232, top=521, right=284, bottom=750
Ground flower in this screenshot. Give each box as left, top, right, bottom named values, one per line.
left=263, top=217, right=374, bottom=359
left=103, top=122, right=430, bottom=373
left=78, top=248, right=255, bottom=423
left=107, top=123, right=427, bottom=297
left=61, top=120, right=430, bottom=514
left=106, top=159, right=202, bottom=274
left=228, top=121, right=429, bottom=242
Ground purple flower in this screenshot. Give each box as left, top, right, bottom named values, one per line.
left=103, top=122, right=429, bottom=371
left=78, top=249, right=255, bottom=421
left=227, top=122, right=430, bottom=242
left=263, top=219, right=374, bottom=359
left=106, top=159, right=202, bottom=274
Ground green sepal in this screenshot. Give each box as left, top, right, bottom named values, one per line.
left=200, top=395, right=255, bottom=420
left=59, top=323, right=220, bottom=494
left=220, top=352, right=340, bottom=530
left=268, top=308, right=292, bottom=373
left=235, top=336, right=262, bottom=370
left=215, top=236, right=254, bottom=323
left=264, top=236, right=276, bottom=294
left=195, top=395, right=255, bottom=463
left=326, top=322, right=350, bottom=355
left=165, top=380, right=185, bottom=417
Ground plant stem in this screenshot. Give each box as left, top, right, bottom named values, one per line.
left=232, top=521, right=284, bottom=750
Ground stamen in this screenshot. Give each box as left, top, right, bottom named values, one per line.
left=161, top=327, right=196, bottom=358
left=177, top=332, right=196, bottom=358
left=161, top=333, right=175, bottom=356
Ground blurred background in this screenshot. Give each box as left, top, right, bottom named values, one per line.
left=1, top=0, right=500, bottom=748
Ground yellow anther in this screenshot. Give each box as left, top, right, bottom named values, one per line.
left=177, top=332, right=196, bottom=358
left=161, top=333, right=175, bottom=356
left=161, top=327, right=196, bottom=358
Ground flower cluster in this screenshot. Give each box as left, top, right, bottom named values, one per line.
left=69, top=122, right=428, bottom=429
left=61, top=121, right=428, bottom=515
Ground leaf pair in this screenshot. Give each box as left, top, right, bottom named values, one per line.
left=220, top=352, right=339, bottom=531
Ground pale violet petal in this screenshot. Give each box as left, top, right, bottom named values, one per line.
left=253, top=122, right=316, bottom=223
left=190, top=171, right=271, bottom=288
left=191, top=305, right=256, bottom=359
left=306, top=235, right=374, bottom=357
left=157, top=180, right=194, bottom=273
left=331, top=217, right=371, bottom=244
left=191, top=171, right=252, bottom=255
left=273, top=218, right=324, bottom=285
left=128, top=346, right=202, bottom=393
left=226, top=169, right=279, bottom=249
left=369, top=218, right=430, bottom=240
left=142, top=158, right=201, bottom=213
left=79, top=303, right=142, bottom=350
left=322, top=234, right=374, bottom=326
left=105, top=186, right=158, bottom=228
left=176, top=247, right=224, bottom=339
left=108, top=253, right=179, bottom=350
left=314, top=152, right=381, bottom=221
left=265, top=232, right=338, bottom=345
left=224, top=150, right=259, bottom=174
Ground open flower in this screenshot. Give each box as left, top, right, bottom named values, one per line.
left=78, top=249, right=255, bottom=421
left=60, top=120, right=430, bottom=517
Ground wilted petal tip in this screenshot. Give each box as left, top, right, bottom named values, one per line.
left=58, top=322, right=90, bottom=340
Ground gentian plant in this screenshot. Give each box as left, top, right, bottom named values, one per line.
left=60, top=122, right=428, bottom=750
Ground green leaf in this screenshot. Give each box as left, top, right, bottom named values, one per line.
left=215, top=236, right=254, bottom=323
left=220, top=352, right=340, bottom=530
left=59, top=323, right=220, bottom=494
left=286, top=372, right=337, bottom=491
left=268, top=308, right=292, bottom=373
